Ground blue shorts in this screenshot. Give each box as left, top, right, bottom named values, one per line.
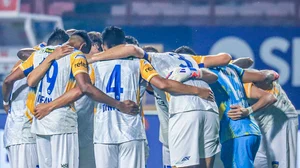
left=221, top=135, right=261, bottom=168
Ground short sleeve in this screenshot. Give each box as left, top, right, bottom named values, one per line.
left=71, top=51, right=89, bottom=77
left=139, top=59, right=159, bottom=82
left=243, top=83, right=253, bottom=98
left=19, top=52, right=35, bottom=76
left=228, top=63, right=244, bottom=79
left=191, top=55, right=205, bottom=68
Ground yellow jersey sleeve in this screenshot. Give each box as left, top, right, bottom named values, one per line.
left=89, top=64, right=96, bottom=85
left=191, top=55, right=205, bottom=67
left=19, top=52, right=35, bottom=76
left=243, top=83, right=253, bottom=98
left=139, top=59, right=159, bottom=82
left=71, top=51, right=89, bottom=77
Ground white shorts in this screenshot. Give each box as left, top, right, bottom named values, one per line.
left=254, top=118, right=298, bottom=168
left=94, top=140, right=145, bottom=168
left=36, top=133, right=79, bottom=168
left=7, top=143, right=38, bottom=168
left=79, top=143, right=96, bottom=168
left=169, top=111, right=220, bottom=167
left=162, top=145, right=171, bottom=167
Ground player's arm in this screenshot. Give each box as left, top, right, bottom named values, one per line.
left=27, top=45, right=74, bottom=87
left=140, top=60, right=214, bottom=101
left=231, top=57, right=253, bottom=69
left=73, top=54, right=139, bottom=115
left=192, top=53, right=232, bottom=68
left=228, top=83, right=277, bottom=120
left=87, top=44, right=145, bottom=63
left=34, top=86, right=83, bottom=119
left=242, top=69, right=279, bottom=83
left=2, top=51, right=36, bottom=113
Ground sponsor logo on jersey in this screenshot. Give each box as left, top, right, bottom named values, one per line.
left=145, top=66, right=154, bottom=72
left=44, top=48, right=54, bottom=53
left=61, top=163, right=69, bottom=168
left=74, top=61, right=88, bottom=69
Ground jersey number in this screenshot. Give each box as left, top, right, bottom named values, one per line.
left=106, top=65, right=124, bottom=100
left=39, top=60, right=58, bottom=95
left=169, top=53, right=193, bottom=68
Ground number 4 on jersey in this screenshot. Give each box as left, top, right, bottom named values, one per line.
left=106, top=65, right=124, bottom=100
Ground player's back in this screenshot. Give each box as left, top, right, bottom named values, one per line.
left=245, top=81, right=298, bottom=133
left=93, top=59, right=146, bottom=144
left=4, top=78, right=35, bottom=147
left=148, top=52, right=218, bottom=114
left=31, top=46, right=85, bottom=135
left=209, top=64, right=261, bottom=143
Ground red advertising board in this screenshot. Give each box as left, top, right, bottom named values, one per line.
left=0, top=0, right=19, bottom=12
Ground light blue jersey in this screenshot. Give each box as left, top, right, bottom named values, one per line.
left=209, top=64, right=261, bottom=144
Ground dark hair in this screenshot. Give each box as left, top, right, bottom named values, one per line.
left=72, top=30, right=92, bottom=54
left=88, top=31, right=103, bottom=51
left=142, top=46, right=159, bottom=53
left=125, top=35, right=139, bottom=46
left=174, top=46, right=197, bottom=55
left=47, top=28, right=69, bottom=45
left=102, top=26, right=125, bottom=49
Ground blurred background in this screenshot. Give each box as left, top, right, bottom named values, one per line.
left=0, top=0, right=299, bottom=167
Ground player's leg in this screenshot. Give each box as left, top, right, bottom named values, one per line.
left=199, top=111, right=220, bottom=168
left=267, top=118, right=298, bottom=168
left=169, top=111, right=201, bottom=168
left=163, top=145, right=172, bottom=168
left=79, top=143, right=96, bottom=168
left=221, top=135, right=261, bottom=168
left=16, top=143, right=39, bottom=168
left=36, top=135, right=52, bottom=168
left=50, top=133, right=79, bottom=168
left=119, top=140, right=146, bottom=168
left=94, top=143, right=118, bottom=168
left=253, top=132, right=269, bottom=168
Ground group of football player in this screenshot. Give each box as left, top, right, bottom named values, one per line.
left=2, top=26, right=298, bottom=168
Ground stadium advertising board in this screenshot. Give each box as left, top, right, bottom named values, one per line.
left=0, top=0, right=19, bottom=13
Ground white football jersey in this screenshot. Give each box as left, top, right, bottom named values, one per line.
left=93, top=58, right=158, bottom=144
left=75, top=64, right=95, bottom=148
left=20, top=46, right=89, bottom=135
left=147, top=52, right=218, bottom=114
left=152, top=86, right=169, bottom=146
left=4, top=78, right=36, bottom=147
left=244, top=81, right=298, bottom=133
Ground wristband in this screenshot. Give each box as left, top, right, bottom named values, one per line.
left=3, top=100, right=9, bottom=106
left=246, top=106, right=253, bottom=115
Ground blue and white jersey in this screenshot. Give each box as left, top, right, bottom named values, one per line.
left=209, top=64, right=261, bottom=143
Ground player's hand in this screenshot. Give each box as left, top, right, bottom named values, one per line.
left=166, top=67, right=192, bottom=82
left=50, top=45, right=74, bottom=60
left=118, top=100, right=139, bottom=115
left=34, top=103, right=53, bottom=120
left=227, top=105, right=249, bottom=120
left=3, top=104, right=10, bottom=114
left=197, top=87, right=215, bottom=102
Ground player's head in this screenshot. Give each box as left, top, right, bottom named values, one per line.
left=47, top=28, right=69, bottom=46
left=125, top=35, right=139, bottom=46
left=88, top=31, right=103, bottom=54
left=253, top=69, right=276, bottom=90
left=102, top=26, right=125, bottom=50
left=142, top=46, right=159, bottom=53
left=69, top=30, right=92, bottom=54
left=66, top=29, right=77, bottom=36
left=174, top=46, right=197, bottom=55
left=17, top=48, right=36, bottom=61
